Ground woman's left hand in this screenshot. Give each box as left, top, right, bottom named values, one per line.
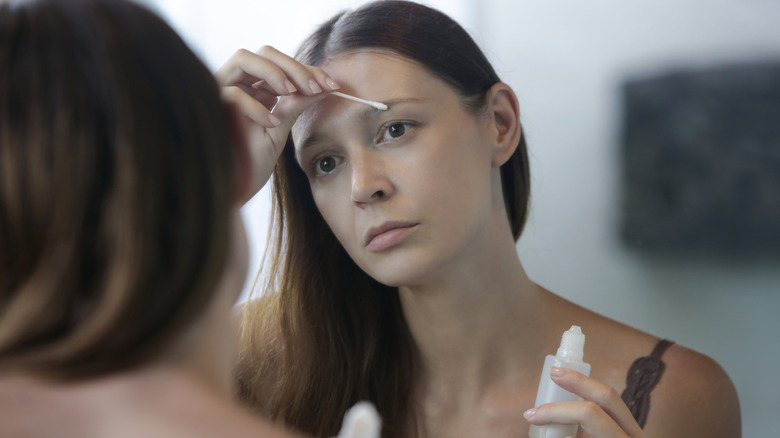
left=523, top=367, right=645, bottom=438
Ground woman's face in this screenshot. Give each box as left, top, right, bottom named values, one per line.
left=291, top=51, right=500, bottom=287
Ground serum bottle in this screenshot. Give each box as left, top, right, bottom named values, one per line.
left=528, top=325, right=591, bottom=438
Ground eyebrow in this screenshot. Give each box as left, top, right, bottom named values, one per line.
left=359, top=97, right=426, bottom=120
left=296, top=133, right=328, bottom=156
left=296, top=97, right=428, bottom=153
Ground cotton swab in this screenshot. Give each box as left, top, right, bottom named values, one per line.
left=330, top=91, right=388, bottom=111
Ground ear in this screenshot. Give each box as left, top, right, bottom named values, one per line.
left=484, top=82, right=522, bottom=168
left=224, top=101, right=252, bottom=204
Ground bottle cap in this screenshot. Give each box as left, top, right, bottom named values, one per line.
left=337, top=401, right=381, bottom=438
left=556, top=325, right=586, bottom=361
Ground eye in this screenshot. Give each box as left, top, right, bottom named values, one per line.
left=313, top=155, right=342, bottom=176
left=380, top=122, right=413, bottom=141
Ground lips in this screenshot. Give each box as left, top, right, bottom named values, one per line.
left=364, top=221, right=419, bottom=252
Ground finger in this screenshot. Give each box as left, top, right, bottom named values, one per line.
left=304, top=63, right=341, bottom=92
left=217, top=47, right=340, bottom=102
left=215, top=48, right=259, bottom=85
left=250, top=79, right=291, bottom=106
left=524, top=401, right=627, bottom=437
left=216, top=48, right=298, bottom=96
left=222, top=86, right=278, bottom=128
left=216, top=48, right=301, bottom=97
left=251, top=68, right=339, bottom=96
left=550, top=368, right=643, bottom=436
left=263, top=92, right=327, bottom=148
left=251, top=45, right=340, bottom=96
left=233, top=92, right=328, bottom=197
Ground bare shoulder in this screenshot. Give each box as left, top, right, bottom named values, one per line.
left=547, top=295, right=669, bottom=383
left=547, top=295, right=741, bottom=436
left=643, top=343, right=741, bottom=437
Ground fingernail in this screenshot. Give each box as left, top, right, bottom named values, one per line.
left=523, top=408, right=537, bottom=419
left=284, top=79, right=297, bottom=93
left=308, top=79, right=322, bottom=94
left=325, top=77, right=340, bottom=90
left=550, top=367, right=565, bottom=377
left=267, top=113, right=281, bottom=126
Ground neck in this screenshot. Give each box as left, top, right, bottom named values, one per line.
left=398, top=223, right=545, bottom=406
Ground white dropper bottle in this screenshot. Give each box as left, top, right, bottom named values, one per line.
left=528, top=325, right=591, bottom=438
left=337, top=402, right=381, bottom=438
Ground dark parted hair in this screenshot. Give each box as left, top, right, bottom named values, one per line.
left=236, top=1, right=530, bottom=436
left=0, top=0, right=237, bottom=379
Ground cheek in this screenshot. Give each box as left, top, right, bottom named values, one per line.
left=312, top=185, right=354, bottom=247
left=414, top=126, right=491, bottom=201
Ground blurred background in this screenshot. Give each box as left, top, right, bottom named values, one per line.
left=145, top=0, right=780, bottom=435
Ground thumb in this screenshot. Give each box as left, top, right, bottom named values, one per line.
left=265, top=92, right=327, bottom=149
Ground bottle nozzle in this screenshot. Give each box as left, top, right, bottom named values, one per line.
left=556, top=325, right=585, bottom=361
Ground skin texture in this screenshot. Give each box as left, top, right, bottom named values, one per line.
left=286, top=50, right=740, bottom=438
left=292, top=51, right=504, bottom=288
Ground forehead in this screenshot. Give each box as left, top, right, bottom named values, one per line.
left=292, top=51, right=455, bottom=145
left=320, top=50, right=425, bottom=89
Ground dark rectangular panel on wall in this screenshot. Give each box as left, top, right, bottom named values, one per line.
left=620, top=62, right=780, bottom=254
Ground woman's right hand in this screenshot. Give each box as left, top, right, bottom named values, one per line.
left=215, top=46, right=340, bottom=202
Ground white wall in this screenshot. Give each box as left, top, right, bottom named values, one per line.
left=151, top=0, right=780, bottom=435
left=481, top=1, right=780, bottom=436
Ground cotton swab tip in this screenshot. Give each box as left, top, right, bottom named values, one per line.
left=330, top=91, right=388, bottom=111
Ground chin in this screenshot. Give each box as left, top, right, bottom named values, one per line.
left=357, top=254, right=439, bottom=289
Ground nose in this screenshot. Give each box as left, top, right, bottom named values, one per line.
left=350, top=150, right=394, bottom=206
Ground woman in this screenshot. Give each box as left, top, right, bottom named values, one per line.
left=225, top=1, right=741, bottom=437
left=0, top=0, right=354, bottom=436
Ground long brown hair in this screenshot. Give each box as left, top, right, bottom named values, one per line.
left=236, top=1, right=531, bottom=436
left=0, top=0, right=236, bottom=380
